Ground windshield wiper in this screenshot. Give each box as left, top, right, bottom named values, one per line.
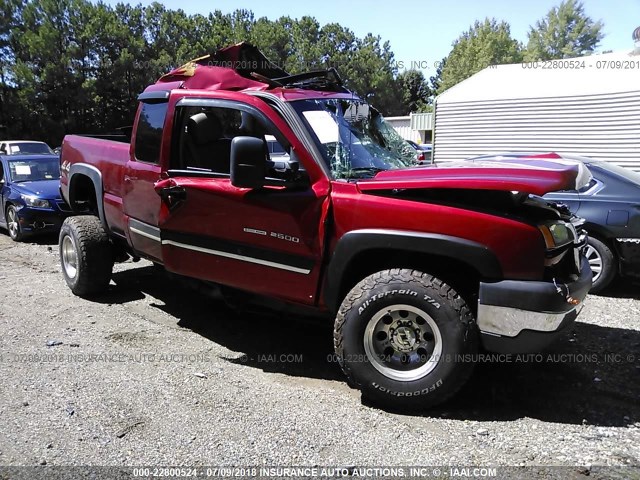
left=346, top=167, right=386, bottom=179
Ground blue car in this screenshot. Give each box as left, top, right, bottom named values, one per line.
left=0, top=154, right=70, bottom=241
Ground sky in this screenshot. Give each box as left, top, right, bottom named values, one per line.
left=103, top=0, right=640, bottom=76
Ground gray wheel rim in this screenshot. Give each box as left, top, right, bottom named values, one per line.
left=7, top=208, right=19, bottom=239
left=61, top=234, right=78, bottom=279
left=363, top=304, right=442, bottom=382
left=584, top=244, right=602, bottom=283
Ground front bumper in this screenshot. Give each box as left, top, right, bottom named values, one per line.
left=15, top=202, right=70, bottom=235
left=477, top=256, right=592, bottom=353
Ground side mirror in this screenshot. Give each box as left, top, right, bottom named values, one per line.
left=230, top=136, right=267, bottom=189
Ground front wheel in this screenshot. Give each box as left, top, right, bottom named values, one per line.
left=6, top=206, right=24, bottom=242
left=59, top=215, right=114, bottom=297
left=334, top=269, right=478, bottom=411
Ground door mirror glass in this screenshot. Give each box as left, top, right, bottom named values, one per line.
left=230, top=136, right=267, bottom=188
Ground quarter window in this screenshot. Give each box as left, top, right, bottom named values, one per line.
left=134, top=102, right=168, bottom=163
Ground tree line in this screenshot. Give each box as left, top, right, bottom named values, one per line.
left=0, top=0, right=422, bottom=146
left=436, top=0, right=604, bottom=93
left=0, top=0, right=603, bottom=147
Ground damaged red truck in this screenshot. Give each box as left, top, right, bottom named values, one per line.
left=58, top=44, right=592, bottom=409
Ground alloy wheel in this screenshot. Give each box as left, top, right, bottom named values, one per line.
left=584, top=244, right=603, bottom=283
left=61, top=234, right=79, bottom=279
left=7, top=208, right=19, bottom=239
left=363, top=304, right=443, bottom=382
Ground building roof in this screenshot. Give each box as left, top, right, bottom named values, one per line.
left=436, top=50, right=640, bottom=104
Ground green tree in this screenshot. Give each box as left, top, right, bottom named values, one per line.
left=11, top=0, right=99, bottom=143
left=335, top=33, right=403, bottom=116
left=92, top=2, right=149, bottom=131
left=525, top=0, right=604, bottom=61
left=429, top=57, right=446, bottom=98
left=250, top=16, right=293, bottom=69
left=397, top=69, right=431, bottom=113
left=0, top=0, right=26, bottom=136
left=438, top=18, right=523, bottom=94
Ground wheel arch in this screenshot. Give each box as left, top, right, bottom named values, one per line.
left=67, top=164, right=107, bottom=230
left=324, top=229, right=503, bottom=313
left=583, top=223, right=619, bottom=261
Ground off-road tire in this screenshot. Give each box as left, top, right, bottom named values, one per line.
left=585, top=237, right=616, bottom=294
left=334, top=269, right=478, bottom=411
left=59, top=215, right=114, bottom=297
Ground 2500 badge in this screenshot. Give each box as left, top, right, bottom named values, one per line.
left=243, top=227, right=300, bottom=243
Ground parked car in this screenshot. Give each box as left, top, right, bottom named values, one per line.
left=544, top=156, right=640, bottom=292
left=56, top=43, right=591, bottom=410
left=469, top=152, right=640, bottom=293
left=265, top=134, right=288, bottom=159
left=0, top=154, right=70, bottom=241
left=406, top=140, right=433, bottom=162
left=0, top=140, right=55, bottom=156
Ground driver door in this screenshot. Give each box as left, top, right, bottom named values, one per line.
left=156, top=98, right=329, bottom=306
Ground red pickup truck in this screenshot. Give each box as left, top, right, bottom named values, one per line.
left=58, top=43, right=592, bottom=410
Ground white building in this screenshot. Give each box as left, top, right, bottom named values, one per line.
left=386, top=113, right=433, bottom=144
left=432, top=50, right=640, bottom=169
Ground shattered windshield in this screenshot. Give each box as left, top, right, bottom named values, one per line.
left=292, top=98, right=417, bottom=179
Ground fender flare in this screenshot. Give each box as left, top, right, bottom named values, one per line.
left=67, top=163, right=107, bottom=230
left=323, top=229, right=503, bottom=312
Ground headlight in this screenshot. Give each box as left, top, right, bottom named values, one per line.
left=21, top=195, right=51, bottom=208
left=538, top=221, right=575, bottom=249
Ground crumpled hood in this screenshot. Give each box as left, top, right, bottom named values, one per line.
left=12, top=180, right=62, bottom=199
left=357, top=156, right=592, bottom=196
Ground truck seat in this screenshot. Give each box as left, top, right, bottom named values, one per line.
left=186, top=113, right=231, bottom=173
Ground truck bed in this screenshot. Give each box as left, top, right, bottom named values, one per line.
left=60, top=135, right=130, bottom=235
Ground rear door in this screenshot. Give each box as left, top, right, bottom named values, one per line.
left=156, top=96, right=330, bottom=305
left=122, top=92, right=170, bottom=261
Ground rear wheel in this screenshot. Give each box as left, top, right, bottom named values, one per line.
left=6, top=206, right=24, bottom=242
left=334, top=269, right=478, bottom=411
left=584, top=237, right=616, bottom=293
left=59, top=216, right=114, bottom=297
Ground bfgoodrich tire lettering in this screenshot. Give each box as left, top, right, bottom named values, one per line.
left=59, top=215, right=114, bottom=297
left=334, top=269, right=478, bottom=410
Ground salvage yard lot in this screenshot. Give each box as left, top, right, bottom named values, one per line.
left=0, top=233, right=639, bottom=468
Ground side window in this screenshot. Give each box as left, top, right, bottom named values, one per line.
left=557, top=178, right=598, bottom=195
left=0, top=161, right=4, bottom=183
left=578, top=178, right=597, bottom=193
left=173, top=106, right=265, bottom=174
left=134, top=102, right=168, bottom=164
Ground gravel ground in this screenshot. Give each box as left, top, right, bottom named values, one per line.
left=0, top=231, right=639, bottom=475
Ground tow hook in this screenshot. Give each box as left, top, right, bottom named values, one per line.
left=553, top=278, right=581, bottom=305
